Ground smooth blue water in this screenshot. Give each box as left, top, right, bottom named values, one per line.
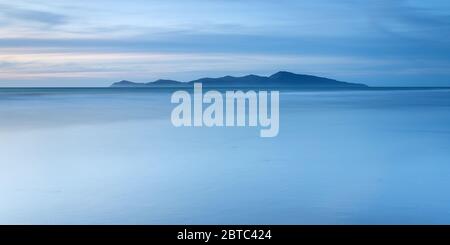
left=1, top=88, right=450, bottom=224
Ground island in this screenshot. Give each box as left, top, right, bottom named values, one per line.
left=110, top=71, right=369, bottom=89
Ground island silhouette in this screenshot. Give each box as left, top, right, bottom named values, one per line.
left=111, top=71, right=369, bottom=89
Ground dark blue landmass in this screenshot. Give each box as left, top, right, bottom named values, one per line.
left=110, top=71, right=369, bottom=89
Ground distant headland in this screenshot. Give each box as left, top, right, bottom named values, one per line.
left=110, top=71, right=369, bottom=89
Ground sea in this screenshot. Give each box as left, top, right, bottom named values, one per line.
left=1, top=87, right=450, bottom=224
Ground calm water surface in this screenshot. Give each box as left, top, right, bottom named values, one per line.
left=1, top=88, right=450, bottom=224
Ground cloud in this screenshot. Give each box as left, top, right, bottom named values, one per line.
left=364, top=0, right=450, bottom=40
left=0, top=3, right=68, bottom=26
left=0, top=0, right=449, bottom=86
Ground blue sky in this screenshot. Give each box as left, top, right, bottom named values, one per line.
left=0, top=0, right=449, bottom=86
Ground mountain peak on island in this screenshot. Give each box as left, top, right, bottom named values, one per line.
left=269, top=71, right=296, bottom=78
left=269, top=71, right=324, bottom=81
left=110, top=71, right=369, bottom=89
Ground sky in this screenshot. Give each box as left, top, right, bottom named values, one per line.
left=0, top=0, right=449, bottom=87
